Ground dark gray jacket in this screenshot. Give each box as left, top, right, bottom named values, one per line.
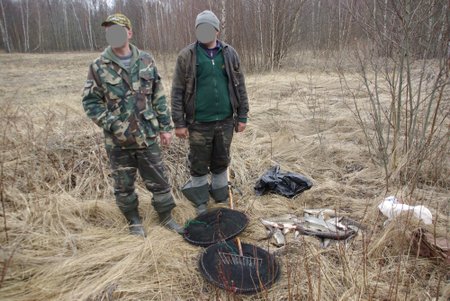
left=171, top=41, right=249, bottom=128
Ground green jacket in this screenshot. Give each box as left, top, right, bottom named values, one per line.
left=82, top=44, right=172, bottom=150
left=171, top=41, right=249, bottom=128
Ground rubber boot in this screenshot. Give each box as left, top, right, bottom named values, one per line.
left=123, top=209, right=146, bottom=237
left=158, top=210, right=184, bottom=234
left=195, top=204, right=208, bottom=215
left=181, top=182, right=210, bottom=215
left=209, top=185, right=229, bottom=203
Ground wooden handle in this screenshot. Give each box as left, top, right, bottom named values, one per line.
left=227, top=168, right=243, bottom=256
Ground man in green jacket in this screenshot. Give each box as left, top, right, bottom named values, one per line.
left=82, top=13, right=182, bottom=236
left=171, top=10, right=249, bottom=215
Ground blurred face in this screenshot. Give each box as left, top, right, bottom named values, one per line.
left=196, top=23, right=218, bottom=44
left=105, top=24, right=132, bottom=48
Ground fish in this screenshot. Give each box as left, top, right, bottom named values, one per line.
left=260, top=212, right=359, bottom=247
left=326, top=216, right=350, bottom=231
left=260, top=226, right=286, bottom=246
left=298, top=216, right=356, bottom=240
left=303, top=208, right=337, bottom=219
left=326, top=216, right=366, bottom=233
left=261, top=214, right=303, bottom=225
left=260, top=215, right=303, bottom=234
left=339, top=216, right=366, bottom=231
left=272, top=228, right=286, bottom=246
left=260, top=214, right=303, bottom=246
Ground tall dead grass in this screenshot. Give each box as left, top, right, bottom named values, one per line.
left=0, top=52, right=448, bottom=300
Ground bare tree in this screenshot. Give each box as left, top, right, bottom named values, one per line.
left=85, top=0, right=94, bottom=51
left=141, top=0, right=149, bottom=50
left=0, top=0, right=445, bottom=77
left=265, top=0, right=305, bottom=70
left=71, top=0, right=87, bottom=49
left=46, top=0, right=60, bottom=50
left=0, top=0, right=11, bottom=52
left=339, top=0, right=449, bottom=192
left=19, top=0, right=29, bottom=52
left=63, top=0, right=70, bottom=49
left=32, top=1, right=42, bottom=52
left=220, top=0, right=226, bottom=41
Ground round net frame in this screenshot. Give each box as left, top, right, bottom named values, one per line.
left=199, top=241, right=280, bottom=294
left=183, top=208, right=249, bottom=247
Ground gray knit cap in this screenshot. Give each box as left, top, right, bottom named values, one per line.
left=195, top=10, right=220, bottom=31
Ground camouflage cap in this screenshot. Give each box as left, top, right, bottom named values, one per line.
left=101, top=13, right=132, bottom=29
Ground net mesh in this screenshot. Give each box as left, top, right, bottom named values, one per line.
left=183, top=208, right=249, bottom=247
left=199, top=241, right=280, bottom=294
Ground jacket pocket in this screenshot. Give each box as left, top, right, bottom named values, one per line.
left=142, top=109, right=159, bottom=138
left=104, top=76, right=122, bottom=101
left=104, top=77, right=123, bottom=116
left=139, top=70, right=154, bottom=95
left=110, top=120, right=137, bottom=147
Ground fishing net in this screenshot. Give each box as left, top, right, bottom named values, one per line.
left=199, top=241, right=280, bottom=294
left=183, top=208, right=249, bottom=247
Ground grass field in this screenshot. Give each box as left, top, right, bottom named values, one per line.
left=0, top=52, right=448, bottom=300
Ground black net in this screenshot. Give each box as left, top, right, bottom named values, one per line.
left=183, top=208, right=249, bottom=247
left=199, top=241, right=280, bottom=294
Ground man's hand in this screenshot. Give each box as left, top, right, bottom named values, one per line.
left=160, top=132, right=172, bottom=146
left=175, top=127, right=189, bottom=139
left=235, top=122, right=247, bottom=133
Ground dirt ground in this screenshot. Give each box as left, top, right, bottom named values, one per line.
left=0, top=52, right=448, bottom=300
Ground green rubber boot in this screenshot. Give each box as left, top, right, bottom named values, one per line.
left=158, top=211, right=184, bottom=234
left=123, top=209, right=146, bottom=237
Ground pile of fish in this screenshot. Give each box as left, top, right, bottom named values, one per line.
left=260, top=209, right=365, bottom=248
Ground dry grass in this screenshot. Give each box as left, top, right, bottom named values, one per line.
left=0, top=52, right=448, bottom=300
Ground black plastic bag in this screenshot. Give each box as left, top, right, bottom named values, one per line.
left=254, top=165, right=313, bottom=198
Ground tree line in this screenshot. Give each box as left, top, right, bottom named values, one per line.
left=0, top=0, right=448, bottom=70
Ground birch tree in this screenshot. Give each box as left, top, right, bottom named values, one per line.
left=19, top=0, right=29, bottom=52
left=0, top=0, right=11, bottom=52
left=71, top=0, right=86, bottom=49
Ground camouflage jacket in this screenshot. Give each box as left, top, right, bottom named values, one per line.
left=82, top=44, right=172, bottom=150
left=171, top=41, right=249, bottom=128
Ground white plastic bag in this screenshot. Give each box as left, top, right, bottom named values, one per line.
left=378, top=196, right=433, bottom=225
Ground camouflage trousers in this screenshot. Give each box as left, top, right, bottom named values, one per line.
left=106, top=143, right=175, bottom=214
left=188, top=118, right=234, bottom=177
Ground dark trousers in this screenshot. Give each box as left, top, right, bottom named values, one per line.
left=188, top=118, right=234, bottom=177
left=107, top=144, right=175, bottom=214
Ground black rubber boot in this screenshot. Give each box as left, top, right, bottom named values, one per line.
left=158, top=211, right=184, bottom=234
left=181, top=182, right=210, bottom=215
left=209, top=185, right=229, bottom=203
left=195, top=204, right=208, bottom=215
left=123, top=209, right=146, bottom=237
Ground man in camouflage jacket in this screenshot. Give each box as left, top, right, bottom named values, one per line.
left=82, top=13, right=182, bottom=236
left=171, top=10, right=249, bottom=215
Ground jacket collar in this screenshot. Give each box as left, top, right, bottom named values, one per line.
left=101, top=43, right=139, bottom=69
left=188, top=40, right=228, bottom=52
